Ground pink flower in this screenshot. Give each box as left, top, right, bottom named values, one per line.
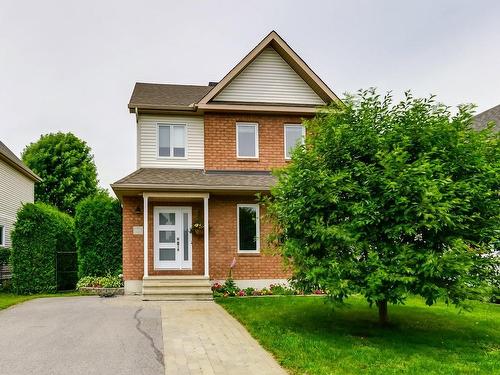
left=238, top=290, right=246, bottom=297
left=230, top=257, right=236, bottom=269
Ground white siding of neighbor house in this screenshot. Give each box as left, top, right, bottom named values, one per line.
left=137, top=114, right=204, bottom=169
left=0, top=160, right=35, bottom=248
left=214, top=47, right=325, bottom=105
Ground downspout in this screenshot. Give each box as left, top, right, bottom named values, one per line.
left=135, top=107, right=140, bottom=170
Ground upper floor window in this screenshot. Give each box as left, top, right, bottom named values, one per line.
left=236, top=123, right=259, bottom=158
left=158, top=124, right=186, bottom=158
left=284, top=124, right=305, bottom=159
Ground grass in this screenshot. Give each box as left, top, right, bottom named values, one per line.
left=218, top=295, right=500, bottom=375
left=0, top=291, right=82, bottom=310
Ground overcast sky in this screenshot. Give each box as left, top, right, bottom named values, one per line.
left=1, top=0, right=499, bottom=191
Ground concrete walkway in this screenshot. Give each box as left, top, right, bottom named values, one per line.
left=161, top=301, right=287, bottom=375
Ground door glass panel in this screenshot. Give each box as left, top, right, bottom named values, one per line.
left=159, top=230, right=175, bottom=243
left=183, top=213, right=189, bottom=261
left=159, top=212, right=175, bottom=225
left=159, top=248, right=176, bottom=261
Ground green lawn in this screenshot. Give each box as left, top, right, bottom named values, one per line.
left=218, top=296, right=500, bottom=375
left=0, top=291, right=82, bottom=310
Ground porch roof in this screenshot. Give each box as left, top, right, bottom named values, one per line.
left=111, top=168, right=277, bottom=195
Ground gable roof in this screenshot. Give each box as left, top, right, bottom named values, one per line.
left=128, top=31, right=340, bottom=115
left=473, top=104, right=500, bottom=133
left=0, top=141, right=41, bottom=182
left=128, top=83, right=212, bottom=112
left=198, top=31, right=340, bottom=108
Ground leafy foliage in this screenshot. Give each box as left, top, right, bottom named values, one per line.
left=11, top=203, right=75, bottom=294
left=22, top=132, right=98, bottom=215
left=75, top=193, right=122, bottom=278
left=0, top=247, right=11, bottom=266
left=76, top=275, right=123, bottom=289
left=265, top=89, right=500, bottom=323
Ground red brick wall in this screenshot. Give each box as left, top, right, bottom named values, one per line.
left=204, top=112, right=310, bottom=171
left=122, top=196, right=143, bottom=280
left=121, top=195, right=291, bottom=281
left=209, top=195, right=290, bottom=280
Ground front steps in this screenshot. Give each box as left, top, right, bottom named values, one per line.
left=142, top=276, right=213, bottom=301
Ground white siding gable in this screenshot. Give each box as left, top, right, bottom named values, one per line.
left=0, top=160, right=35, bottom=247
left=137, top=114, right=204, bottom=169
left=214, top=47, right=325, bottom=106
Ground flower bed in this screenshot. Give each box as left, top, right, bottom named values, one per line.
left=76, top=275, right=123, bottom=297
left=211, top=279, right=325, bottom=298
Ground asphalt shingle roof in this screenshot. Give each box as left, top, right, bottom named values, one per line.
left=112, top=168, right=277, bottom=191
left=128, top=83, right=213, bottom=110
left=0, top=141, right=40, bottom=181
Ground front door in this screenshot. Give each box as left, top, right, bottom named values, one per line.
left=154, top=206, right=192, bottom=270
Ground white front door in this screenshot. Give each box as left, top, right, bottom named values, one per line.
left=154, top=206, right=192, bottom=270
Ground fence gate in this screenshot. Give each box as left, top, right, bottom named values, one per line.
left=56, top=251, right=78, bottom=291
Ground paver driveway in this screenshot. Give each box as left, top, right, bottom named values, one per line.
left=161, top=301, right=287, bottom=375
left=0, top=296, right=164, bottom=375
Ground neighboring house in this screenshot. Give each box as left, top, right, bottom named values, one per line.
left=111, top=31, right=340, bottom=298
left=473, top=104, right=500, bottom=133
left=0, top=141, right=41, bottom=249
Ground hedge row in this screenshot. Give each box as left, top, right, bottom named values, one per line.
left=75, top=193, right=122, bottom=278
left=11, top=203, right=75, bottom=294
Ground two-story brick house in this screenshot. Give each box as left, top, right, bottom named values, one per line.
left=111, top=31, right=340, bottom=298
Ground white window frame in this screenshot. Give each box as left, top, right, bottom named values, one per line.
left=284, top=124, right=306, bottom=160
left=236, top=204, right=260, bottom=253
left=157, top=123, right=188, bottom=159
left=0, top=225, right=5, bottom=247
left=236, top=122, right=259, bottom=158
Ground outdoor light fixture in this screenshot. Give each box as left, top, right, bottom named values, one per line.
left=134, top=205, right=142, bottom=215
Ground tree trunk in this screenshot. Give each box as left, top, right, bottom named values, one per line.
left=377, top=300, right=388, bottom=326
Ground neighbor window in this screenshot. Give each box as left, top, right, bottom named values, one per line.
left=237, top=204, right=260, bottom=252
left=0, top=225, right=4, bottom=247
left=158, top=124, right=186, bottom=157
left=236, top=123, right=258, bottom=158
left=284, top=125, right=305, bottom=159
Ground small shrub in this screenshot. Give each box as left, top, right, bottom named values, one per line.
left=270, top=283, right=295, bottom=295
left=11, top=203, right=75, bottom=294
left=244, top=287, right=255, bottom=296
left=75, top=193, right=122, bottom=278
left=222, top=278, right=238, bottom=296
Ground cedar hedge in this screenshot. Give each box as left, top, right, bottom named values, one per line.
left=75, top=193, right=122, bottom=278
left=0, top=247, right=10, bottom=266
left=11, top=203, right=75, bottom=294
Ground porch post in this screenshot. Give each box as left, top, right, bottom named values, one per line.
left=143, top=194, right=148, bottom=278
left=203, top=195, right=209, bottom=278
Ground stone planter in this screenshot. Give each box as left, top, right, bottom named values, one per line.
left=79, top=287, right=124, bottom=297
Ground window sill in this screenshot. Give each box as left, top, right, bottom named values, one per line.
left=237, top=158, right=260, bottom=162
left=237, top=252, right=261, bottom=257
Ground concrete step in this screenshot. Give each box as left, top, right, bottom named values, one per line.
left=142, top=294, right=214, bottom=301
left=142, top=288, right=213, bottom=295
left=143, top=275, right=209, bottom=280
left=142, top=281, right=211, bottom=288
left=141, top=275, right=213, bottom=301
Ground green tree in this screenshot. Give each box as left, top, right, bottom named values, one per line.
left=22, top=132, right=98, bottom=215
left=265, top=89, right=500, bottom=324
left=75, top=192, right=122, bottom=278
